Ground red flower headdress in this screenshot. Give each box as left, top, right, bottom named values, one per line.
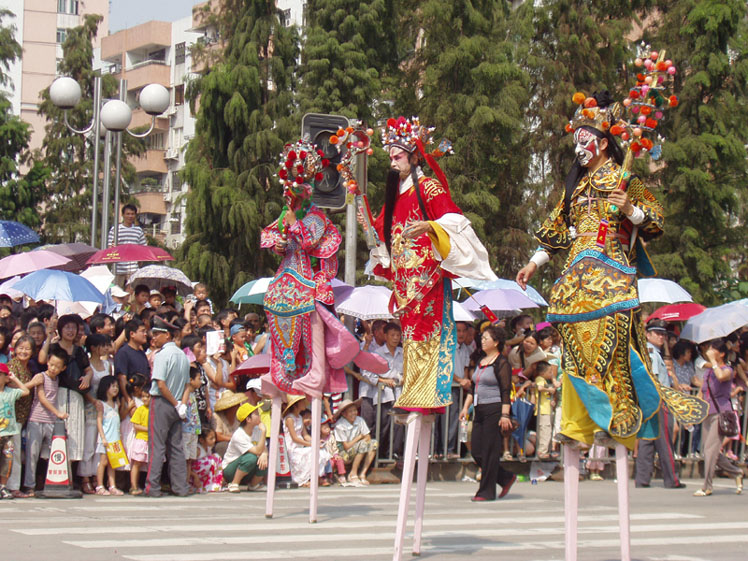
left=277, top=139, right=329, bottom=200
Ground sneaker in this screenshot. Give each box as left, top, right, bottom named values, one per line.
left=0, top=486, right=13, bottom=500
left=589, top=473, right=604, bottom=481
left=227, top=483, right=241, bottom=493
left=248, top=483, right=267, bottom=492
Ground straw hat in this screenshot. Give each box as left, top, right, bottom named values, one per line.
left=333, top=398, right=362, bottom=422
left=282, top=394, right=308, bottom=416
left=214, top=390, right=248, bottom=412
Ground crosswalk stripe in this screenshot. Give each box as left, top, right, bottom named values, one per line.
left=11, top=509, right=672, bottom=536
left=60, top=513, right=706, bottom=549
left=118, top=533, right=748, bottom=561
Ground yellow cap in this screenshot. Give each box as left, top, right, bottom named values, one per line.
left=236, top=402, right=260, bottom=423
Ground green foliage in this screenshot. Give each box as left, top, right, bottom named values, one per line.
left=649, top=0, right=748, bottom=305
left=35, top=15, right=144, bottom=244
left=180, top=0, right=300, bottom=305
left=0, top=10, right=48, bottom=232
left=392, top=0, right=532, bottom=277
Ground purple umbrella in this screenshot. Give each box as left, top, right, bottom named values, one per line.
left=0, top=250, right=72, bottom=280
left=35, top=242, right=99, bottom=272
left=461, top=288, right=539, bottom=312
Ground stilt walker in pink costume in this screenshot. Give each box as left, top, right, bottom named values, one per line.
left=366, top=117, right=496, bottom=560
left=260, top=139, right=387, bottom=522
left=516, top=47, right=707, bottom=561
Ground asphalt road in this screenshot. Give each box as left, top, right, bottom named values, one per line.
left=1, top=478, right=746, bottom=561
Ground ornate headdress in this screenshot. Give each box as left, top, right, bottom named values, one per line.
left=277, top=140, right=329, bottom=200
left=381, top=116, right=435, bottom=153
left=565, top=44, right=678, bottom=160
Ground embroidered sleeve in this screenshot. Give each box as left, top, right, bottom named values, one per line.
left=260, top=220, right=283, bottom=249
left=627, top=175, right=664, bottom=241
left=534, top=197, right=571, bottom=254
left=288, top=211, right=342, bottom=258
left=421, top=178, right=462, bottom=220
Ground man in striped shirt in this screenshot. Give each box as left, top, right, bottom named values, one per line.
left=107, top=204, right=146, bottom=286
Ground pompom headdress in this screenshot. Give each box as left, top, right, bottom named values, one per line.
left=277, top=140, right=329, bottom=200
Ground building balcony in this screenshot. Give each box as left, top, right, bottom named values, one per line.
left=101, top=21, right=172, bottom=62
left=133, top=192, right=167, bottom=216
left=133, top=149, right=167, bottom=174
left=120, top=61, right=170, bottom=93
left=130, top=107, right=169, bottom=132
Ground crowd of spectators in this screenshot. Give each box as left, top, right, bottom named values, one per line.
left=0, top=281, right=745, bottom=500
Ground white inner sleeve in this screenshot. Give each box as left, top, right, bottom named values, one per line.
left=433, top=213, right=497, bottom=281
left=530, top=251, right=550, bottom=268
left=628, top=205, right=645, bottom=225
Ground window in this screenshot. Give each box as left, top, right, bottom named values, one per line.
left=70, top=1, right=79, bottom=15
left=58, top=0, right=78, bottom=14
left=174, top=84, right=184, bottom=106
left=280, top=9, right=292, bottom=27
left=171, top=171, right=182, bottom=191
left=170, top=213, right=182, bottom=235
left=175, top=42, right=186, bottom=65
left=147, top=48, right=166, bottom=63
left=56, top=28, right=67, bottom=44
left=146, top=133, right=165, bottom=150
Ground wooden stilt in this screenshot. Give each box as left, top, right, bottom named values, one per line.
left=309, top=396, right=322, bottom=523
left=393, top=413, right=421, bottom=561
left=265, top=395, right=282, bottom=519
left=412, top=415, right=434, bottom=556
left=616, top=443, right=631, bottom=561
left=564, top=445, right=580, bottom=561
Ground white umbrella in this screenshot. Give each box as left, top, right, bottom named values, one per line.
left=80, top=265, right=116, bottom=295
left=452, top=300, right=476, bottom=322
left=0, top=276, right=23, bottom=299
left=335, top=285, right=393, bottom=320
left=680, top=302, right=748, bottom=343
left=456, top=277, right=548, bottom=306
left=461, top=288, right=539, bottom=313
left=637, top=278, right=693, bottom=304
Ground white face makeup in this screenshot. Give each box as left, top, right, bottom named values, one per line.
left=573, top=128, right=599, bottom=167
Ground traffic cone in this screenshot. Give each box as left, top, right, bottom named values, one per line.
left=36, top=420, right=82, bottom=499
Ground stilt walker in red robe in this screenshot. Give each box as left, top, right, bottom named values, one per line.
left=367, top=117, right=496, bottom=560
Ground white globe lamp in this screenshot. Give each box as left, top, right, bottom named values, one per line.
left=100, top=100, right=132, bottom=132
left=138, top=84, right=170, bottom=116
left=50, top=77, right=82, bottom=109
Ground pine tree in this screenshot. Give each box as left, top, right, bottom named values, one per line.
left=35, top=15, right=143, bottom=243
left=392, top=0, right=532, bottom=277
left=0, top=9, right=48, bottom=237
left=647, top=0, right=748, bottom=304
left=180, top=0, right=300, bottom=305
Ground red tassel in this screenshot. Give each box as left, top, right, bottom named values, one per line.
left=415, top=138, right=450, bottom=192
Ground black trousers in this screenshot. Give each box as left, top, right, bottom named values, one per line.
left=471, top=402, right=514, bottom=500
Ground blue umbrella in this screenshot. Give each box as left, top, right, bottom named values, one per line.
left=12, top=269, right=104, bottom=304
left=511, top=397, right=535, bottom=454
left=0, top=220, right=40, bottom=247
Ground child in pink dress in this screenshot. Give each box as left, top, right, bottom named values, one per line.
left=192, top=428, right=223, bottom=492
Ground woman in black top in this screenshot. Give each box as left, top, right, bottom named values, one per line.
left=460, top=325, right=515, bottom=501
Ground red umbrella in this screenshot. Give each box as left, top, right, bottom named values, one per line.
left=86, top=244, right=174, bottom=265
left=231, top=354, right=270, bottom=379
left=647, top=302, right=706, bottom=323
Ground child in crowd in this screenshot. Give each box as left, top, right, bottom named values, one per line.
left=128, top=392, right=151, bottom=495
left=320, top=415, right=346, bottom=486
left=333, top=399, right=378, bottom=486
left=283, top=395, right=315, bottom=487
left=193, top=283, right=214, bottom=314
left=301, top=409, right=312, bottom=432
left=24, top=347, right=69, bottom=495
left=95, top=375, right=125, bottom=496
left=193, top=428, right=223, bottom=492
left=504, top=370, right=533, bottom=462
left=120, top=373, right=147, bottom=465
left=79, top=334, right=114, bottom=494
left=533, top=361, right=555, bottom=461
left=184, top=366, right=202, bottom=491
left=0, top=363, right=30, bottom=499
left=587, top=444, right=608, bottom=481
left=223, top=403, right=267, bottom=493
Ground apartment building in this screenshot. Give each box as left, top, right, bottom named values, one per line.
left=99, top=17, right=200, bottom=249
left=1, top=0, right=109, bottom=153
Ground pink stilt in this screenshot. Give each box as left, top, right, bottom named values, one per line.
left=264, top=395, right=282, bottom=519
left=309, top=396, right=322, bottom=523
left=393, top=412, right=422, bottom=561
left=563, top=445, right=580, bottom=561
left=412, top=414, right=434, bottom=556
left=615, top=443, right=631, bottom=561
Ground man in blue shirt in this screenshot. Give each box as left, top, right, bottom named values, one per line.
left=635, top=319, right=685, bottom=489
left=146, top=316, right=190, bottom=497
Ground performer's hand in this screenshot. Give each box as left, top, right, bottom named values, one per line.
left=516, top=262, right=537, bottom=290
left=274, top=241, right=287, bottom=255
left=608, top=190, right=634, bottom=216
left=356, top=208, right=365, bottom=226
left=403, top=220, right=432, bottom=239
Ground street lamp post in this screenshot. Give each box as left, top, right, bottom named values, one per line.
left=49, top=76, right=170, bottom=248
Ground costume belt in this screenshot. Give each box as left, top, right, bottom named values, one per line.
left=575, top=232, right=630, bottom=246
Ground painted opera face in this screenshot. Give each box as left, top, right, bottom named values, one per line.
left=573, top=127, right=599, bottom=167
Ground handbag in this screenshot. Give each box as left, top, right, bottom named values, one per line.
left=106, top=440, right=130, bottom=469
left=705, top=369, right=739, bottom=438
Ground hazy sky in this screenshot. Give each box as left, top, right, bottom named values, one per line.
left=109, top=0, right=204, bottom=32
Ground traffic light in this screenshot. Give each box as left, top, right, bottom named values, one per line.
left=301, top=113, right=350, bottom=209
